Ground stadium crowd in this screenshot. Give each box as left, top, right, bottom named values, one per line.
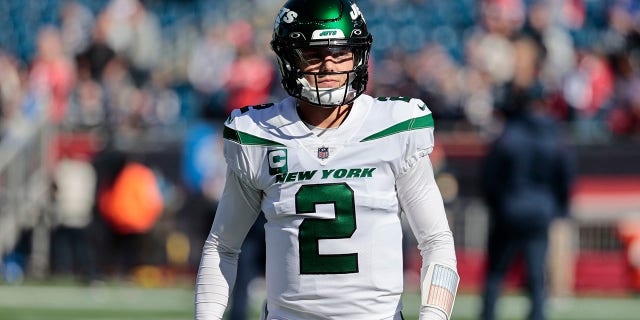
left=0, top=0, right=639, bottom=286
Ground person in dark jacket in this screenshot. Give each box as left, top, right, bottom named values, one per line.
left=480, top=36, right=575, bottom=320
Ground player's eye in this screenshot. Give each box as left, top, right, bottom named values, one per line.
left=301, top=51, right=323, bottom=65
left=329, top=48, right=352, bottom=60
left=296, top=47, right=353, bottom=67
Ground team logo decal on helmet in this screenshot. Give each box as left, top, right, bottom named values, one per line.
left=350, top=3, right=363, bottom=20
left=275, top=7, right=298, bottom=29
left=271, top=0, right=373, bottom=108
left=312, top=29, right=345, bottom=40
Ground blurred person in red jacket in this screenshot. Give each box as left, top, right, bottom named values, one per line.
left=28, top=26, right=77, bottom=124
left=223, top=20, right=275, bottom=115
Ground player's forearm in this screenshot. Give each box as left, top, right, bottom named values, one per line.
left=418, top=258, right=459, bottom=320
left=194, top=169, right=262, bottom=319
left=194, top=235, right=239, bottom=319
left=414, top=183, right=458, bottom=320
left=398, top=156, right=457, bottom=267
left=398, top=156, right=459, bottom=319
left=415, top=213, right=458, bottom=320
left=417, top=230, right=457, bottom=269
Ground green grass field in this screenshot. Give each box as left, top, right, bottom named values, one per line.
left=0, top=284, right=638, bottom=320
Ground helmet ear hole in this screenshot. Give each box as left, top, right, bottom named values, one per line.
left=290, top=32, right=305, bottom=40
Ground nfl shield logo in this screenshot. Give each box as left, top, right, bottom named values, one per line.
left=317, top=147, right=329, bottom=159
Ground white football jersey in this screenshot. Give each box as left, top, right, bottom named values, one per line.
left=222, top=94, right=435, bottom=319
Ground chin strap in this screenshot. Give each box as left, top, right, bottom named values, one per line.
left=421, top=263, right=460, bottom=320
left=298, top=75, right=356, bottom=106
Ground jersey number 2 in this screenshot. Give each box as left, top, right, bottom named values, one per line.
left=296, top=183, right=358, bottom=274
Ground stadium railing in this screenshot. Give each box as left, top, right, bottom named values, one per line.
left=0, top=114, right=51, bottom=278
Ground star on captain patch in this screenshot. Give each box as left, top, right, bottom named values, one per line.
left=317, top=146, right=330, bottom=160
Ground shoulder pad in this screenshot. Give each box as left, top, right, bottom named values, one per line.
left=373, top=96, right=432, bottom=116
left=361, top=97, right=434, bottom=142
left=224, top=103, right=275, bottom=129
left=223, top=103, right=285, bottom=147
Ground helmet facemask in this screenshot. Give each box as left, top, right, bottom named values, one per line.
left=289, top=46, right=368, bottom=107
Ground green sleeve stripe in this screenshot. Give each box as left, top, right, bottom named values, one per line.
left=223, top=126, right=285, bottom=146
left=360, top=114, right=434, bottom=142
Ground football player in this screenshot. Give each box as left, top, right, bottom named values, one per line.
left=195, top=1, right=459, bottom=319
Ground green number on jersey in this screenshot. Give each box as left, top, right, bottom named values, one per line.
left=296, top=183, right=358, bottom=274
left=239, top=103, right=274, bottom=113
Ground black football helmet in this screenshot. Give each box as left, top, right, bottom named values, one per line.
left=271, top=0, right=373, bottom=107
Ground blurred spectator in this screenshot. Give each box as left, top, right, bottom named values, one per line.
left=523, top=0, right=575, bottom=91
left=101, top=0, right=161, bottom=87
left=187, top=23, right=236, bottom=119
left=76, top=13, right=117, bottom=82
left=603, top=1, right=640, bottom=136
left=50, top=151, right=97, bottom=282
left=179, top=120, right=225, bottom=267
left=60, top=0, right=95, bottom=58
left=467, top=0, right=525, bottom=85
left=97, top=152, right=164, bottom=276
left=611, top=50, right=640, bottom=136
left=142, top=72, right=182, bottom=127
left=0, top=0, right=637, bottom=142
left=66, top=64, right=106, bottom=128
left=223, top=20, right=275, bottom=115
left=409, top=44, right=465, bottom=121
left=562, top=50, right=615, bottom=142
left=462, top=0, right=528, bottom=129
left=0, top=50, right=25, bottom=138
left=369, top=48, right=411, bottom=97
left=480, top=36, right=575, bottom=320
left=98, top=159, right=163, bottom=235
left=100, top=55, right=137, bottom=139
left=559, top=0, right=586, bottom=30
left=27, top=26, right=77, bottom=124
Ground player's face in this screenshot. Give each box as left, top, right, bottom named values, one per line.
left=297, top=47, right=354, bottom=88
